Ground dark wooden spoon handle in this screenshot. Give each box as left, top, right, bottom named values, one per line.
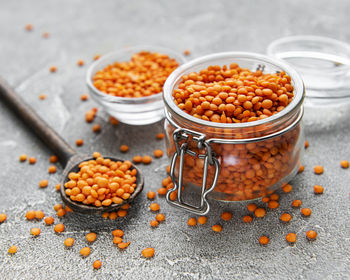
left=0, top=77, right=76, bottom=165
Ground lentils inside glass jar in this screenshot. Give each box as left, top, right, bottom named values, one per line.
left=163, top=53, right=304, bottom=207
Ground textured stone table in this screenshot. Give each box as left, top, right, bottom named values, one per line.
left=1, top=1, right=350, bottom=279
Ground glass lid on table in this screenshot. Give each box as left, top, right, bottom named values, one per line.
left=267, top=36, right=350, bottom=107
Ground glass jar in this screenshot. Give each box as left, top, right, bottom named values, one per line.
left=162, top=52, right=305, bottom=215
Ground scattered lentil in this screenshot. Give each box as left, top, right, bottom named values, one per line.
left=93, top=260, right=102, bottom=269
left=39, top=94, right=46, bottom=100
left=153, top=149, right=163, bottom=158
left=120, top=145, right=129, bottom=152
left=142, top=248, right=155, bottom=258
left=259, top=236, right=269, bottom=245
left=268, top=200, right=279, bottom=209
left=242, top=215, right=253, bottom=223
left=304, top=140, right=309, bottom=149
left=86, top=232, right=97, bottom=243
left=150, top=220, right=159, bottom=227
left=221, top=212, right=232, bottom=221
left=54, top=223, right=65, bottom=233
left=64, top=238, right=75, bottom=247
left=147, top=191, right=156, bottom=200
left=80, top=247, right=91, bottom=257
left=150, top=203, right=160, bottom=212
left=25, top=210, right=36, bottom=220
left=77, top=60, right=85, bottom=66
left=50, top=155, right=58, bottom=163
left=212, top=224, right=222, bottom=232
left=313, top=185, right=324, bottom=194
left=49, top=66, right=57, bottom=73
left=280, top=213, right=292, bottom=222
left=306, top=230, right=317, bottom=240
left=76, top=139, right=84, bottom=147
left=187, top=217, right=197, bottom=226
left=81, top=94, right=89, bottom=101
left=183, top=49, right=191, bottom=56
left=142, top=155, right=152, bottom=164
left=29, top=157, right=36, bottom=164
left=19, top=154, right=27, bottom=162
left=0, top=213, right=7, bottom=223
left=291, top=199, right=302, bottom=208
left=313, top=165, right=324, bottom=175
left=39, top=180, right=48, bottom=188
left=282, top=184, right=293, bottom=193
left=155, top=213, right=165, bottom=222
left=92, top=124, right=101, bottom=133
left=35, top=210, right=45, bottom=220
left=286, top=232, right=297, bottom=243
left=156, top=133, right=165, bottom=140
left=340, top=160, right=349, bottom=169
left=8, top=245, right=17, bottom=254
left=109, top=116, right=119, bottom=125
left=25, top=24, right=33, bottom=31
left=48, top=165, right=57, bottom=174
left=301, top=208, right=312, bottom=217
left=118, top=242, right=130, bottom=249
left=30, top=228, right=41, bottom=236
left=197, top=216, right=207, bottom=225
left=247, top=203, right=257, bottom=212
left=254, top=208, right=266, bottom=218
left=44, top=216, right=54, bottom=225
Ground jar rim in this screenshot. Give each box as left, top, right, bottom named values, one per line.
left=163, top=51, right=305, bottom=129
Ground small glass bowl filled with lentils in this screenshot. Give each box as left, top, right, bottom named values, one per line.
left=86, top=46, right=186, bottom=125
left=162, top=52, right=305, bottom=214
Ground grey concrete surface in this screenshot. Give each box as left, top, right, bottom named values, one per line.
left=1, top=0, right=350, bottom=279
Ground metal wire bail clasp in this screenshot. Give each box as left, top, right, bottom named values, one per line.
left=166, top=128, right=220, bottom=215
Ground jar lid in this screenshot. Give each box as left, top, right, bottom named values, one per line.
left=267, top=36, right=350, bottom=106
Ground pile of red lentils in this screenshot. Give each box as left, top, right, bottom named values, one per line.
left=92, top=51, right=179, bottom=98
left=173, top=63, right=294, bottom=123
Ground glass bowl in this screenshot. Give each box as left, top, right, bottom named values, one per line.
left=86, top=46, right=186, bottom=125
left=267, top=36, right=350, bottom=106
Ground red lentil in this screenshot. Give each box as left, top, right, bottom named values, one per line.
left=280, top=213, right=292, bottom=222
left=30, top=228, right=41, bottom=236
left=291, top=199, right=302, bottom=208
left=247, top=203, right=257, bottom=213
left=153, top=149, right=163, bottom=158
left=8, top=245, right=17, bottom=254
left=304, top=140, right=309, bottom=149
left=340, top=160, right=349, bottom=169
left=19, top=154, right=27, bottom=162
left=77, top=60, right=85, bottom=66
left=92, top=124, right=101, bottom=133
left=313, top=185, right=324, bottom=194
left=268, top=200, right=279, bottom=209
left=142, top=155, right=152, bottom=164
left=197, top=216, right=207, bottom=225
left=212, top=224, right=222, bottom=232
left=44, top=216, right=54, bottom=225
left=25, top=24, right=33, bottom=31
left=183, top=49, right=191, bottom=56
left=86, top=232, right=97, bottom=243
left=81, top=94, right=89, bottom=101
left=254, top=208, right=266, bottom=218
left=147, top=191, right=156, bottom=200
left=109, top=116, right=119, bottom=125
left=282, top=184, right=293, bottom=193
left=80, top=247, right=91, bottom=257
left=76, top=139, right=84, bottom=147
left=49, top=155, right=58, bottom=163
left=54, top=223, right=65, bottom=233
left=39, top=180, right=48, bottom=188
left=29, top=157, right=36, bottom=164
left=156, top=133, right=165, bottom=140
left=221, top=212, right=232, bottom=221
left=150, top=220, right=159, bottom=227
left=93, top=260, right=102, bottom=269
left=314, top=165, right=324, bottom=175
left=142, top=248, right=155, bottom=258
left=242, top=215, right=253, bottom=223
left=39, top=94, right=46, bottom=100
left=48, top=165, right=57, bottom=174
left=155, top=213, right=165, bottom=222
left=35, top=210, right=45, bottom=220
left=25, top=210, right=36, bottom=220
left=64, top=238, right=75, bottom=247
left=286, top=233, right=297, bottom=243
left=118, top=242, right=130, bottom=249
left=306, top=230, right=317, bottom=240
left=0, top=213, right=7, bottom=223
left=50, top=66, right=57, bottom=73
left=259, top=235, right=269, bottom=245
left=150, top=203, right=160, bottom=212
left=187, top=217, right=197, bottom=226
left=301, top=208, right=312, bottom=217
left=120, top=145, right=129, bottom=153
